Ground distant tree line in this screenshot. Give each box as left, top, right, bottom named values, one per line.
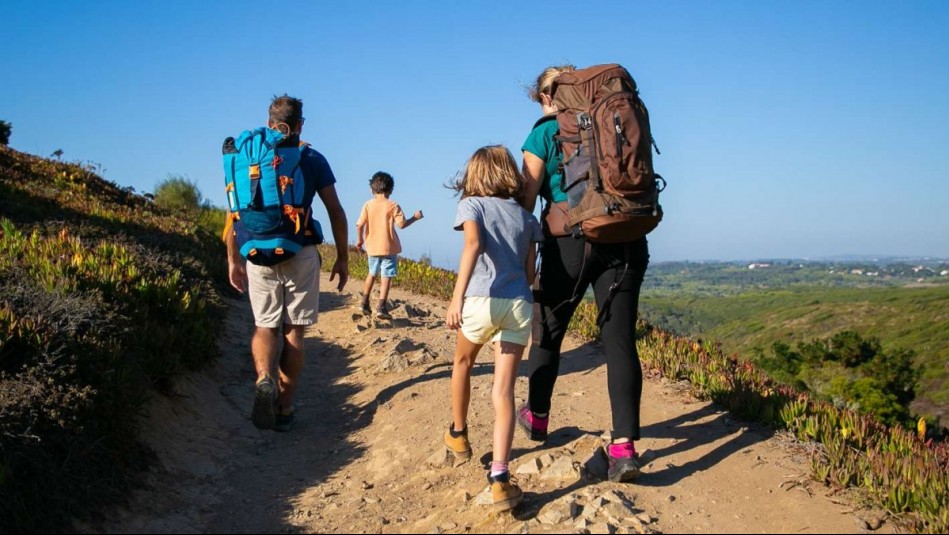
left=644, top=260, right=949, bottom=296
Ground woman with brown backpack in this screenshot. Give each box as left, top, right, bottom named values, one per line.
left=517, top=64, right=653, bottom=483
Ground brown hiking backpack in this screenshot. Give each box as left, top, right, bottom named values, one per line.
left=551, top=64, right=665, bottom=243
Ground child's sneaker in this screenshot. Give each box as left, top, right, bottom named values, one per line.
left=487, top=472, right=523, bottom=512
left=606, top=442, right=641, bottom=482
left=375, top=301, right=392, bottom=320
left=360, top=302, right=372, bottom=316
left=443, top=424, right=472, bottom=461
left=251, top=375, right=276, bottom=430
left=516, top=403, right=548, bottom=442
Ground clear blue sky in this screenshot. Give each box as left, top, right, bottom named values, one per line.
left=3, top=1, right=948, bottom=267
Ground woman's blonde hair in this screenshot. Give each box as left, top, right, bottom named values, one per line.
left=449, top=145, right=523, bottom=199
left=528, top=64, right=576, bottom=103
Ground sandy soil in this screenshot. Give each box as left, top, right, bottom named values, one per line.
left=82, top=272, right=892, bottom=534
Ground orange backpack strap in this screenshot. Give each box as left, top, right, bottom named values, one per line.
left=221, top=215, right=234, bottom=243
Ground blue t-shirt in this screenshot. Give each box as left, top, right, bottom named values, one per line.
left=293, top=141, right=336, bottom=245
left=521, top=115, right=566, bottom=204
left=278, top=135, right=336, bottom=195
left=453, top=196, right=543, bottom=301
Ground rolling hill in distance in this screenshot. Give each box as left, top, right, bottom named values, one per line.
left=637, top=259, right=949, bottom=424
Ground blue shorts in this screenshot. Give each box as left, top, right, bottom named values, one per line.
left=368, top=255, right=398, bottom=278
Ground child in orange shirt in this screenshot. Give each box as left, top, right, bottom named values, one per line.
left=355, top=171, right=423, bottom=318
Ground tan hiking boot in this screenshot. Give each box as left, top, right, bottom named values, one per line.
left=444, top=425, right=472, bottom=461
left=488, top=472, right=523, bottom=512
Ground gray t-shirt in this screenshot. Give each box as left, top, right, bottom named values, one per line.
left=453, top=196, right=543, bottom=301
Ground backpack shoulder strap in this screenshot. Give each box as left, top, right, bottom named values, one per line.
left=538, top=239, right=593, bottom=322
left=236, top=126, right=281, bottom=147
left=296, top=141, right=313, bottom=186
left=594, top=243, right=632, bottom=328
left=532, top=114, right=557, bottom=130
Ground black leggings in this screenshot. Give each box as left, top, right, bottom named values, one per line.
left=528, top=236, right=649, bottom=440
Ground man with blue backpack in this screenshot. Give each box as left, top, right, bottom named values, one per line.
left=224, top=94, right=349, bottom=432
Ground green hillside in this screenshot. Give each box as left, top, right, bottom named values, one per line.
left=0, top=146, right=226, bottom=532
left=640, top=284, right=949, bottom=422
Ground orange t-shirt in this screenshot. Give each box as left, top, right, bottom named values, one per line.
left=357, top=198, right=406, bottom=256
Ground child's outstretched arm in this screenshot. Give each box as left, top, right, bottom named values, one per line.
left=446, top=220, right=481, bottom=330
left=396, top=209, right=424, bottom=229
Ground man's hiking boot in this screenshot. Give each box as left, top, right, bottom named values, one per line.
left=516, top=403, right=548, bottom=442
left=274, top=410, right=295, bottom=433
left=487, top=471, right=523, bottom=512
left=251, top=375, right=277, bottom=430
left=606, top=442, right=641, bottom=482
left=444, top=425, right=472, bottom=462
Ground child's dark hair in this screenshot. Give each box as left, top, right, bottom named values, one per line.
left=370, top=171, right=394, bottom=194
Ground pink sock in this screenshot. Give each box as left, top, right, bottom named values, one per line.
left=490, top=461, right=509, bottom=476
left=608, top=442, right=637, bottom=458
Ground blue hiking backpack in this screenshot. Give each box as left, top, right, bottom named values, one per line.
left=223, top=127, right=323, bottom=266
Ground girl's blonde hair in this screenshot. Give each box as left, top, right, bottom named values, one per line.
left=528, top=64, right=576, bottom=103
left=450, top=145, right=523, bottom=199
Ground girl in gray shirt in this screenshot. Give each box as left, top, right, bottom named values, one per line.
left=442, top=145, right=542, bottom=512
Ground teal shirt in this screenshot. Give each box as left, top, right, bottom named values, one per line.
left=521, top=116, right=566, bottom=203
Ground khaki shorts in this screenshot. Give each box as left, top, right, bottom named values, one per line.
left=246, top=246, right=321, bottom=328
left=460, top=296, right=533, bottom=346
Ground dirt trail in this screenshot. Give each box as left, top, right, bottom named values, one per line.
left=84, top=272, right=892, bottom=534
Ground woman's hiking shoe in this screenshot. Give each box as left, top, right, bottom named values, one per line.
left=606, top=442, right=641, bottom=482
left=487, top=472, right=523, bottom=512
left=444, top=425, right=472, bottom=461
left=251, top=375, right=277, bottom=430
left=274, top=410, right=295, bottom=433
left=516, top=403, right=548, bottom=442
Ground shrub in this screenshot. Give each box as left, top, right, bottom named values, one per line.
left=0, top=121, right=10, bottom=146
left=153, top=174, right=203, bottom=216
left=755, top=331, right=920, bottom=427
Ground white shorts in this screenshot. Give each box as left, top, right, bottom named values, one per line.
left=246, top=246, right=321, bottom=328
left=460, top=296, right=533, bottom=346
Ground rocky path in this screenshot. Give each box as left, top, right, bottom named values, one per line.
left=84, top=272, right=891, bottom=534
